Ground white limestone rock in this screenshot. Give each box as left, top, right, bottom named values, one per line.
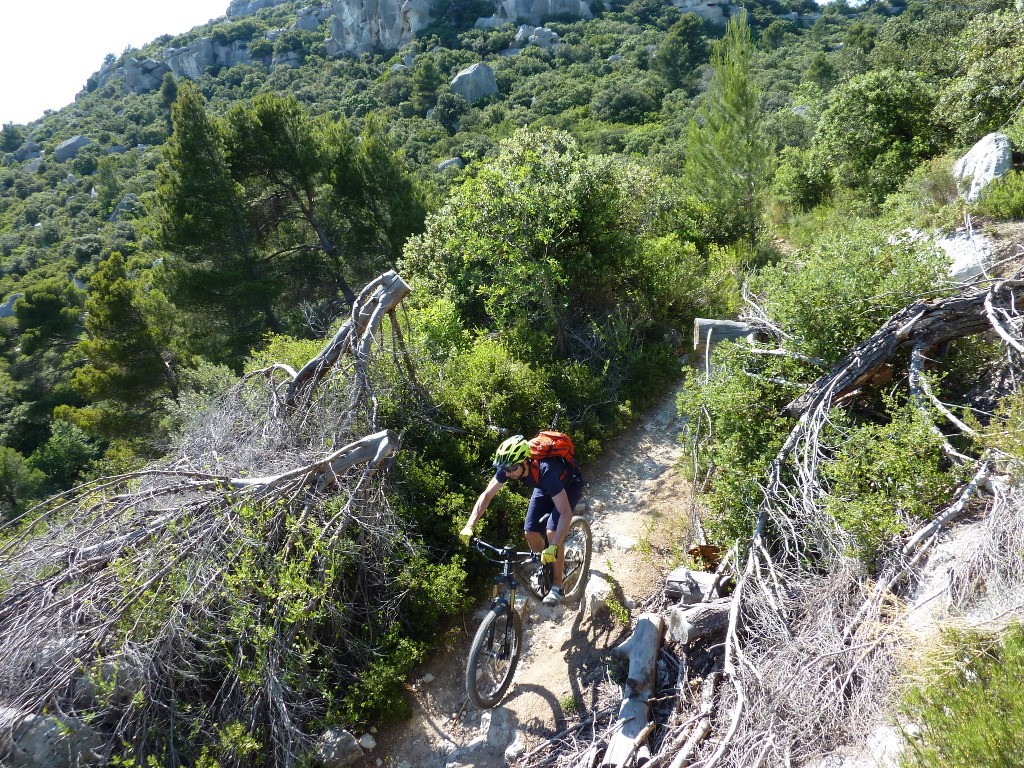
left=0, top=708, right=104, bottom=768
left=228, top=0, right=289, bottom=16
left=513, top=24, right=559, bottom=48
left=327, top=0, right=433, bottom=55
left=438, top=157, right=465, bottom=172
left=585, top=571, right=614, bottom=617
left=450, top=62, right=498, bottom=102
left=671, top=0, right=728, bottom=22
left=358, top=733, right=377, bottom=750
left=315, top=727, right=364, bottom=767
left=937, top=231, right=993, bottom=284
left=13, top=141, right=42, bottom=163
left=53, top=135, right=93, bottom=163
left=953, top=132, right=1013, bottom=202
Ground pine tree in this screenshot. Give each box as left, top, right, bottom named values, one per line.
left=682, top=12, right=768, bottom=245
left=156, top=81, right=283, bottom=367
left=67, top=252, right=180, bottom=442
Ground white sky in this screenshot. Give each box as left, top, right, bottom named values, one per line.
left=0, top=0, right=230, bottom=126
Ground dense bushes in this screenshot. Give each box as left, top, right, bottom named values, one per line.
left=900, top=624, right=1024, bottom=768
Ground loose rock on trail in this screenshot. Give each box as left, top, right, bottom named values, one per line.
left=359, top=384, right=694, bottom=768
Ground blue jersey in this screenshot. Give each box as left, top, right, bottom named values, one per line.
left=495, top=457, right=583, bottom=498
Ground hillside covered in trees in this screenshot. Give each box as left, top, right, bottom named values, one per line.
left=3, top=0, right=1024, bottom=764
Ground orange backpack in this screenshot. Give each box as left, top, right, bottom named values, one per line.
left=527, top=430, right=576, bottom=484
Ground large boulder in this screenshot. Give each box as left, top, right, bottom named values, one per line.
left=953, top=132, right=1013, bottom=202
left=14, top=141, right=42, bottom=163
left=314, top=727, right=363, bottom=768
left=120, top=57, right=172, bottom=94
left=671, top=0, right=728, bottom=22
left=937, top=231, right=993, bottom=284
left=513, top=24, right=559, bottom=48
left=52, top=135, right=93, bottom=163
left=0, top=708, right=104, bottom=768
left=491, top=0, right=592, bottom=25
left=164, top=38, right=253, bottom=80
left=450, top=62, right=498, bottom=103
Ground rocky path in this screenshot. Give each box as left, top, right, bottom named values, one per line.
left=356, top=384, right=694, bottom=768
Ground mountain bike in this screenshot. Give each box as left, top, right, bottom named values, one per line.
left=465, top=515, right=593, bottom=708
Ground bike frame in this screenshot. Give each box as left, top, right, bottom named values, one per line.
left=470, top=537, right=546, bottom=604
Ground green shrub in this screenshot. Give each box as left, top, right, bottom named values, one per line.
left=900, top=624, right=1024, bottom=768
left=822, top=404, right=964, bottom=565
left=976, top=169, right=1024, bottom=221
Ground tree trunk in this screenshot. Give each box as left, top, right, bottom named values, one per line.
left=602, top=613, right=665, bottom=768
left=285, top=270, right=411, bottom=406
left=668, top=598, right=731, bottom=645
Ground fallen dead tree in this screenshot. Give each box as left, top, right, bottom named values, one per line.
left=0, top=272, right=417, bottom=768
left=523, top=276, right=1024, bottom=768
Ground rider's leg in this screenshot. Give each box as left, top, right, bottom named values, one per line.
left=524, top=490, right=553, bottom=554
left=549, top=481, right=584, bottom=589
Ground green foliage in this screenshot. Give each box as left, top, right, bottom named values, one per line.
left=976, top=169, right=1024, bottom=221
left=0, top=446, right=44, bottom=520
left=753, top=224, right=950, bottom=363
left=13, top=276, right=85, bottom=356
left=157, top=85, right=424, bottom=367
left=28, top=419, right=98, bottom=491
left=682, top=13, right=769, bottom=244
left=677, top=343, right=794, bottom=543
left=822, top=404, right=963, bottom=564
left=900, top=624, right=1024, bottom=768
left=811, top=69, right=942, bottom=204
left=64, top=252, right=180, bottom=443
left=1, top=123, right=24, bottom=152
left=935, top=9, right=1024, bottom=145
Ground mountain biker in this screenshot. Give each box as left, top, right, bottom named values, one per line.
left=460, top=435, right=585, bottom=606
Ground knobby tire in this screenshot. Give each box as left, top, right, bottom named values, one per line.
left=466, top=601, right=523, bottom=708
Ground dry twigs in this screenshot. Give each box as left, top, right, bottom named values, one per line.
left=537, top=278, right=1024, bottom=768
left=0, top=272, right=417, bottom=767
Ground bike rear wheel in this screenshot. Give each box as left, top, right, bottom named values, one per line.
left=561, top=516, right=593, bottom=602
left=466, top=601, right=523, bottom=708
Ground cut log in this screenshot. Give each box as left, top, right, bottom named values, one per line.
left=693, top=319, right=755, bottom=351
left=603, top=613, right=665, bottom=768
left=666, top=567, right=721, bottom=604
left=668, top=598, right=731, bottom=645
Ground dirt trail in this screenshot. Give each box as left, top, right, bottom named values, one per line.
left=358, top=384, right=694, bottom=768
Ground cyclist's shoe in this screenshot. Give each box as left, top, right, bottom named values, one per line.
left=542, top=585, right=564, bottom=606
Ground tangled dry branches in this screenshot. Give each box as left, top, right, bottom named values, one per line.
left=0, top=272, right=417, bottom=767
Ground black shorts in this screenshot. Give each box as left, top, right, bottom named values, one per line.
left=523, top=480, right=584, bottom=535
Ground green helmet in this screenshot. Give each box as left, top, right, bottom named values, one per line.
left=493, top=435, right=531, bottom=469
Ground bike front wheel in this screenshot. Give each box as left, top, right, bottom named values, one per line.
left=466, top=601, right=523, bottom=708
left=561, top=516, right=593, bottom=602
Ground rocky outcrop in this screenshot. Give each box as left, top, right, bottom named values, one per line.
left=437, top=157, right=465, bottom=172
left=327, top=0, right=433, bottom=55
left=0, top=708, right=104, bottom=768
left=671, top=0, right=728, bottom=23
left=474, top=0, right=590, bottom=27
left=953, top=131, right=1013, bottom=202
left=53, top=135, right=93, bottom=163
left=12, top=141, right=42, bottom=163
left=120, top=57, right=172, bottom=94
left=512, top=24, right=559, bottom=48
left=450, top=62, right=498, bottom=102
left=315, top=727, right=364, bottom=767
left=163, top=38, right=254, bottom=80
left=227, top=0, right=288, bottom=16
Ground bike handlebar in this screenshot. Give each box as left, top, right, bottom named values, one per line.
left=470, top=536, right=538, bottom=565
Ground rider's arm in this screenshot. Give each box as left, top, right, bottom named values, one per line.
left=465, top=476, right=504, bottom=531
left=548, top=489, right=573, bottom=547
